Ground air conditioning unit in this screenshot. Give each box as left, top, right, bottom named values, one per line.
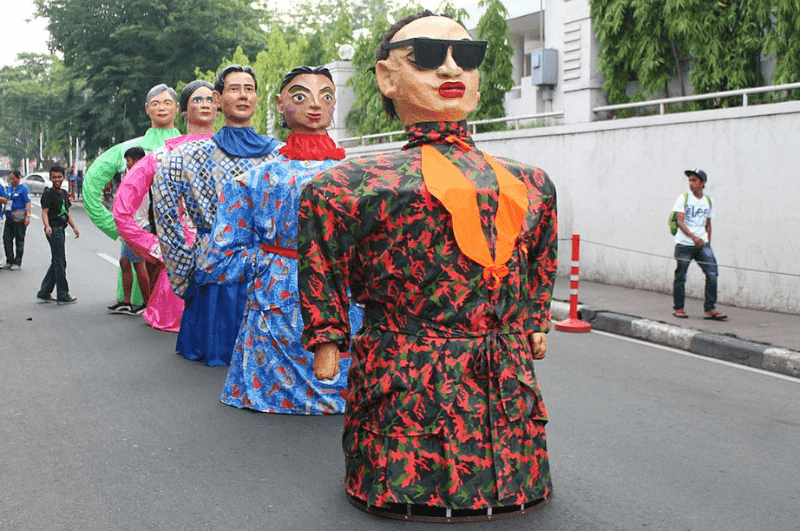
left=531, top=48, right=558, bottom=86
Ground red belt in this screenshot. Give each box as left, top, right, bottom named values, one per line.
left=259, top=243, right=297, bottom=259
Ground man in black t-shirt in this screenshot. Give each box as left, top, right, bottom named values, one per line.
left=37, top=165, right=81, bottom=304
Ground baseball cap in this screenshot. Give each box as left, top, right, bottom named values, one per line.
left=684, top=169, right=707, bottom=183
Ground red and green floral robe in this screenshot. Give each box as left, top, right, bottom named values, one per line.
left=298, top=121, right=557, bottom=510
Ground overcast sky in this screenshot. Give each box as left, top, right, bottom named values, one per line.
left=0, top=0, right=51, bottom=67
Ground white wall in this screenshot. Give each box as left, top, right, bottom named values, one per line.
left=345, top=101, right=800, bottom=314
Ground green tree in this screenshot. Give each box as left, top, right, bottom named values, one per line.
left=0, top=55, right=80, bottom=170
left=36, top=0, right=270, bottom=155
left=345, top=2, right=470, bottom=139
left=351, top=0, right=391, bottom=31
left=268, top=0, right=357, bottom=67
left=251, top=32, right=305, bottom=138
left=665, top=0, right=771, bottom=97
left=591, top=0, right=781, bottom=109
left=764, top=0, right=800, bottom=97
left=345, top=12, right=397, bottom=139
left=473, top=0, right=515, bottom=131
left=590, top=0, right=689, bottom=105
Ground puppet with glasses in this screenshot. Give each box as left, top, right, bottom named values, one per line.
left=297, top=11, right=557, bottom=522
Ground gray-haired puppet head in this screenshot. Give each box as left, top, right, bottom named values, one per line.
left=145, top=84, right=178, bottom=106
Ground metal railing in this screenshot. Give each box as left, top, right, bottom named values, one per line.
left=338, top=111, right=565, bottom=147
left=593, top=81, right=800, bottom=115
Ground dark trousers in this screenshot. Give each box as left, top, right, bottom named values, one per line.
left=3, top=219, right=26, bottom=266
left=673, top=244, right=718, bottom=312
left=38, top=227, right=70, bottom=301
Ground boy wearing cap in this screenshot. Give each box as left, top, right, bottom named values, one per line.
left=672, top=169, right=726, bottom=320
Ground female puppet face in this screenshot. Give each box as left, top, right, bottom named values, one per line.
left=275, top=73, right=336, bottom=134
left=376, top=16, right=481, bottom=126
left=184, top=85, right=217, bottom=128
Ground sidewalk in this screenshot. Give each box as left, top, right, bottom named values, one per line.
left=550, top=276, right=800, bottom=379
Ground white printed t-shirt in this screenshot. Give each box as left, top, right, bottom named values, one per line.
left=673, top=193, right=713, bottom=246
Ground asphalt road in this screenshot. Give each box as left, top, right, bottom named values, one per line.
left=2, top=203, right=799, bottom=531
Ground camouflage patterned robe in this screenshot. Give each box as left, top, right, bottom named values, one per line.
left=298, top=121, right=557, bottom=510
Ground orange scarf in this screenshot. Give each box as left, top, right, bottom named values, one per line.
left=421, top=137, right=529, bottom=289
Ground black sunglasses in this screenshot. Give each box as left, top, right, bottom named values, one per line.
left=380, top=37, right=487, bottom=70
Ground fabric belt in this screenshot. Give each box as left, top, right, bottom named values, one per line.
left=259, top=243, right=297, bottom=259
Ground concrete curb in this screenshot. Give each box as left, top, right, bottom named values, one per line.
left=550, top=301, right=800, bottom=379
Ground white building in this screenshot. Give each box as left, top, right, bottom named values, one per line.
left=327, top=0, right=604, bottom=141
left=458, top=0, right=604, bottom=125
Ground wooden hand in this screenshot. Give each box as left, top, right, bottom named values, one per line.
left=314, top=342, right=340, bottom=380
left=532, top=332, right=547, bottom=360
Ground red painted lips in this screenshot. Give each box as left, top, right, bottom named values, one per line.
left=439, top=82, right=466, bottom=98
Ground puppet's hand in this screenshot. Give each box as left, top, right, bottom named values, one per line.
left=532, top=332, right=547, bottom=360
left=314, top=343, right=340, bottom=380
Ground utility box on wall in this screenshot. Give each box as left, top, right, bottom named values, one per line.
left=531, top=48, right=558, bottom=86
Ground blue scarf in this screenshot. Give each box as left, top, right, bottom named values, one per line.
left=212, top=126, right=281, bottom=158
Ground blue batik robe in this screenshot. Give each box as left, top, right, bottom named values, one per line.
left=205, top=133, right=361, bottom=413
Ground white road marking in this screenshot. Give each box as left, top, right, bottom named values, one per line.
left=98, top=253, right=118, bottom=266
left=591, top=329, right=800, bottom=383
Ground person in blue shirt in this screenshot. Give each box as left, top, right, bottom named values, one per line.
left=3, top=170, right=32, bottom=270
left=0, top=183, right=6, bottom=267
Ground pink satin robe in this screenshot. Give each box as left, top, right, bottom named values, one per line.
left=112, top=134, right=209, bottom=331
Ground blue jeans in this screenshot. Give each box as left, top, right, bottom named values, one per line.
left=38, top=226, right=71, bottom=301
left=3, top=218, right=26, bottom=266
left=673, top=244, right=718, bottom=312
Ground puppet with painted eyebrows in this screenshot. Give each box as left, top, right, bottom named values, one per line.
left=206, top=66, right=361, bottom=414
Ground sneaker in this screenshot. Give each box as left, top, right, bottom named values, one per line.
left=57, top=296, right=78, bottom=304
left=9, top=264, right=19, bottom=271
left=108, top=302, right=132, bottom=313
left=36, top=294, right=56, bottom=303
left=130, top=304, right=147, bottom=316
left=116, top=305, right=137, bottom=316
left=3, top=262, right=12, bottom=269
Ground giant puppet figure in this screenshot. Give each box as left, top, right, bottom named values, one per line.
left=113, top=80, right=219, bottom=332
left=153, top=65, right=282, bottom=367
left=204, top=66, right=362, bottom=414
left=297, top=11, right=557, bottom=521
left=83, top=84, right=181, bottom=307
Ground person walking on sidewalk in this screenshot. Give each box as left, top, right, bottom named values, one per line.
left=3, top=170, right=32, bottom=270
left=37, top=165, right=80, bottom=304
left=672, top=169, right=726, bottom=320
